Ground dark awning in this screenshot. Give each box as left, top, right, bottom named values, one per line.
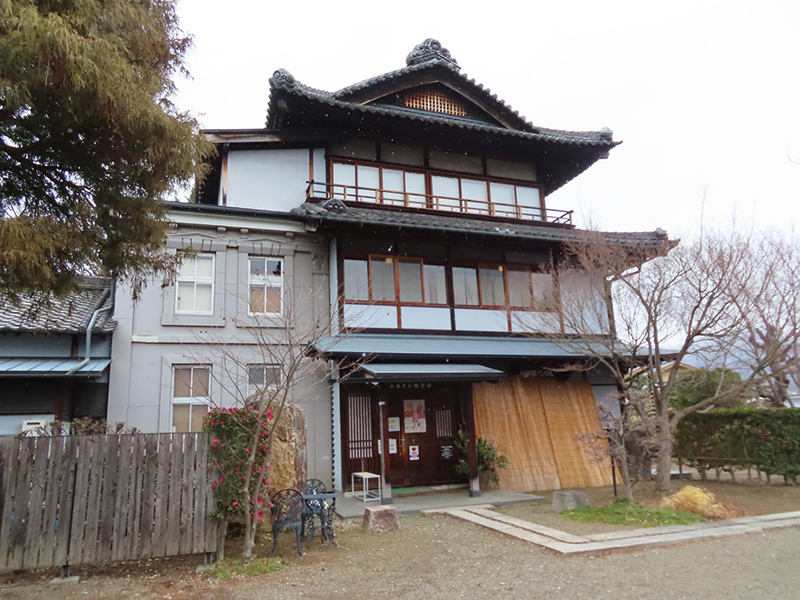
left=0, top=358, right=111, bottom=377
left=360, top=363, right=505, bottom=383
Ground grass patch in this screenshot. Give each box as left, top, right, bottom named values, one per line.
left=208, top=557, right=282, bottom=581
left=561, top=499, right=706, bottom=528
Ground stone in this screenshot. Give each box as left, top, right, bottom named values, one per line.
left=551, top=490, right=590, bottom=512
left=49, top=576, right=80, bottom=585
left=363, top=505, right=400, bottom=533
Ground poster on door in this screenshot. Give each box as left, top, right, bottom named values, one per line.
left=409, top=445, right=420, bottom=461
left=404, top=399, right=427, bottom=434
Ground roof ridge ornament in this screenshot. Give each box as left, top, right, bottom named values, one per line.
left=271, top=68, right=296, bottom=88
left=406, top=39, right=459, bottom=69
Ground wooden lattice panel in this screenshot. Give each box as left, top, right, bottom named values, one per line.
left=401, top=85, right=477, bottom=118
left=473, top=377, right=612, bottom=492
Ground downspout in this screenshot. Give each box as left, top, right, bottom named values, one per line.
left=66, top=302, right=112, bottom=376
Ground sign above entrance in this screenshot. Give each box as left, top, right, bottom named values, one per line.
left=404, top=399, right=426, bottom=433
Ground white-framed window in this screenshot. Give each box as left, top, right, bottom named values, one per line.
left=248, top=257, right=283, bottom=315
left=246, top=364, right=282, bottom=402
left=172, top=365, right=211, bottom=432
left=175, top=254, right=215, bottom=314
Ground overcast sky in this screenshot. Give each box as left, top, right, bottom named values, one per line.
left=175, top=1, right=800, bottom=238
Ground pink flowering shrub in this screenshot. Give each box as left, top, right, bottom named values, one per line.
left=203, top=406, right=273, bottom=519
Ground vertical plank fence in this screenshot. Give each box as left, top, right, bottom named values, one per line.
left=0, top=432, right=220, bottom=572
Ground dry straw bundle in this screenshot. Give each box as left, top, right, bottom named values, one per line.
left=660, top=485, right=730, bottom=520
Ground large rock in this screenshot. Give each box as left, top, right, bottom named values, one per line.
left=363, top=506, right=400, bottom=533
left=269, top=405, right=307, bottom=492
left=551, top=490, right=590, bottom=512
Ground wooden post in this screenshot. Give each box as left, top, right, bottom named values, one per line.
left=463, top=384, right=481, bottom=497
left=378, top=388, right=392, bottom=504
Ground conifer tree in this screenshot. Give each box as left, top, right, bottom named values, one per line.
left=0, top=0, right=213, bottom=299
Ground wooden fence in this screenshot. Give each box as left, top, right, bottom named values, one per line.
left=0, top=432, right=220, bottom=572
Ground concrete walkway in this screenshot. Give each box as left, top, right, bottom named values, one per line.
left=335, top=490, right=543, bottom=519
left=428, top=506, right=800, bottom=555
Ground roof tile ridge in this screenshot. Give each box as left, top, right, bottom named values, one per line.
left=333, top=60, right=460, bottom=98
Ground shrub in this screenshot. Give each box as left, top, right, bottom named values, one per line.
left=203, top=406, right=273, bottom=521
left=454, top=430, right=509, bottom=484
left=674, top=409, right=800, bottom=482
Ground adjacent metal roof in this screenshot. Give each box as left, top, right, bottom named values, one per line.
left=361, top=363, right=505, bottom=382
left=0, top=358, right=111, bottom=377
left=314, top=334, right=623, bottom=360
left=0, top=278, right=115, bottom=334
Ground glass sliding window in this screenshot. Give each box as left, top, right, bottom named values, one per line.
left=356, top=165, right=380, bottom=202
left=532, top=272, right=557, bottom=310
left=369, top=257, right=396, bottom=302
left=405, top=172, right=426, bottom=201
left=452, top=266, right=479, bottom=306
left=423, top=264, right=447, bottom=305
left=460, top=178, right=489, bottom=215
left=249, top=257, right=283, bottom=314
left=176, top=254, right=214, bottom=314
left=506, top=266, right=533, bottom=308
left=479, top=265, right=506, bottom=306
left=516, top=186, right=542, bottom=218
left=344, top=259, right=369, bottom=301
left=381, top=168, right=405, bottom=203
left=398, top=258, right=423, bottom=303
left=172, top=365, right=210, bottom=432
left=332, top=163, right=356, bottom=200
left=431, top=175, right=461, bottom=211
left=489, top=182, right=516, bottom=211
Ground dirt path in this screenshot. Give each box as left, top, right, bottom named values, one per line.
left=4, top=480, right=800, bottom=600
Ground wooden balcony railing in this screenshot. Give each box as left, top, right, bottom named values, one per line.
left=305, top=181, right=573, bottom=225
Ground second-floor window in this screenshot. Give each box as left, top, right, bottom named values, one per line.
left=344, top=257, right=447, bottom=306
left=344, top=256, right=555, bottom=311
left=176, top=254, right=215, bottom=314
left=453, top=264, right=556, bottom=311
left=249, top=258, right=283, bottom=315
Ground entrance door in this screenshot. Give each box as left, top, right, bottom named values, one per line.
left=385, top=384, right=462, bottom=487
left=342, top=384, right=464, bottom=489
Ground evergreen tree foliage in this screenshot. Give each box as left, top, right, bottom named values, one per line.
left=0, top=0, right=214, bottom=299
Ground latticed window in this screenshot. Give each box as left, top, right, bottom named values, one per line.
left=172, top=366, right=210, bottom=432
left=249, top=258, right=283, bottom=314
left=175, top=254, right=214, bottom=314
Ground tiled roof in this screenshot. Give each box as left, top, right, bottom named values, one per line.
left=291, top=201, right=673, bottom=249
left=0, top=278, right=116, bottom=334
left=267, top=67, right=616, bottom=148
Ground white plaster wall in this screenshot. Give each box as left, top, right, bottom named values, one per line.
left=510, top=310, right=562, bottom=334
left=400, top=306, right=451, bottom=330
left=343, top=304, right=398, bottom=329
left=454, top=308, right=508, bottom=332
left=227, top=149, right=311, bottom=212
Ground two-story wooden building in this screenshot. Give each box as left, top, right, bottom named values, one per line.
left=108, top=39, right=673, bottom=497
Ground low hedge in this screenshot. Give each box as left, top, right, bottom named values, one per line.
left=674, top=409, right=800, bottom=482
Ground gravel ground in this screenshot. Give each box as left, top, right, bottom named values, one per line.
left=4, top=479, right=800, bottom=600
left=4, top=513, right=800, bottom=600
